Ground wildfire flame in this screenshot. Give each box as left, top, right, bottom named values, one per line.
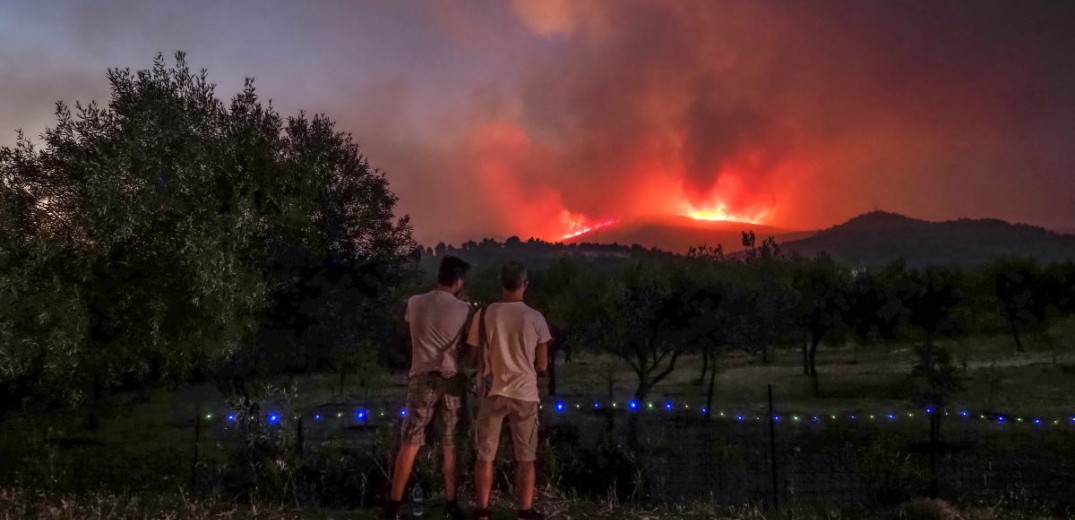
left=685, top=201, right=768, bottom=224
left=560, top=218, right=616, bottom=240
left=689, top=203, right=733, bottom=222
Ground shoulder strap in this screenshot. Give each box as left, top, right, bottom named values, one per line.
left=478, top=304, right=490, bottom=374
left=476, top=304, right=493, bottom=398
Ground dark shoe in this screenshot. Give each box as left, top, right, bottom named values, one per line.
left=383, top=499, right=403, bottom=520
left=517, top=509, right=545, bottom=520
left=445, top=500, right=464, bottom=520
left=472, top=507, right=492, bottom=520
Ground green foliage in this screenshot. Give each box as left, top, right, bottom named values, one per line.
left=548, top=260, right=693, bottom=401
left=215, top=384, right=302, bottom=501
left=845, top=265, right=904, bottom=345
left=722, top=258, right=797, bottom=363
left=987, top=257, right=1058, bottom=352
left=0, top=53, right=414, bottom=410
left=423, top=237, right=1075, bottom=416
left=0, top=238, right=88, bottom=407
left=850, top=431, right=928, bottom=505
left=893, top=266, right=967, bottom=344
left=543, top=423, right=644, bottom=501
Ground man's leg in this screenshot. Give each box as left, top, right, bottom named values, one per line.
left=441, top=443, right=457, bottom=500
left=474, top=459, right=494, bottom=509
left=388, top=375, right=436, bottom=511
left=515, top=460, right=536, bottom=510
left=436, top=376, right=464, bottom=502
left=508, top=399, right=541, bottom=512
left=390, top=443, right=421, bottom=501
left=473, top=396, right=504, bottom=511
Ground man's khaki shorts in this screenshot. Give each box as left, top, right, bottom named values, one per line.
left=401, top=373, right=464, bottom=446
left=474, top=395, right=540, bottom=462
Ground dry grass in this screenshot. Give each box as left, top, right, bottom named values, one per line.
left=2, top=488, right=1069, bottom=520
left=0, top=488, right=379, bottom=519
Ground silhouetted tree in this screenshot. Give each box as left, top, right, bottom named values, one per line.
left=0, top=53, right=414, bottom=413
left=548, top=261, right=698, bottom=447
left=792, top=255, right=851, bottom=395
left=686, top=243, right=724, bottom=262
left=741, top=231, right=781, bottom=263
left=896, top=266, right=966, bottom=497
left=989, top=258, right=1050, bottom=352
left=845, top=264, right=904, bottom=345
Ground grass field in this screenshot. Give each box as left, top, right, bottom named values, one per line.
left=2, top=488, right=1068, bottom=519
left=554, top=323, right=1075, bottom=416
left=2, top=321, right=1073, bottom=511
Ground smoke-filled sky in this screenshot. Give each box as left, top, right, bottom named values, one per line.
left=3, top=1, right=1074, bottom=244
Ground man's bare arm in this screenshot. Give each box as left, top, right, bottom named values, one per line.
left=535, top=342, right=549, bottom=374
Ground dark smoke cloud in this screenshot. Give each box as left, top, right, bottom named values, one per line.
left=494, top=0, right=1075, bottom=233
left=2, top=1, right=1074, bottom=243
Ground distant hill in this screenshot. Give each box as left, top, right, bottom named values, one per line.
left=427, top=212, right=1075, bottom=281
left=563, top=214, right=814, bottom=254
left=779, top=211, right=1075, bottom=266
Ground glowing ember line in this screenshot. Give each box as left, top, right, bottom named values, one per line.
left=561, top=219, right=615, bottom=240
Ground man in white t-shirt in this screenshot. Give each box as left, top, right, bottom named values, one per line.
left=385, top=256, right=472, bottom=520
left=466, top=261, right=551, bottom=520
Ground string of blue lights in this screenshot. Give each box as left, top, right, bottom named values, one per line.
left=205, top=399, right=1075, bottom=429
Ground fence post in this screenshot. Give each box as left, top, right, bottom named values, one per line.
left=190, top=404, right=201, bottom=492
left=767, top=384, right=778, bottom=509
left=929, top=411, right=939, bottom=498
left=705, top=363, right=716, bottom=420
left=296, top=416, right=305, bottom=458
left=605, top=371, right=615, bottom=433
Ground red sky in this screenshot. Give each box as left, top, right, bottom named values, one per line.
left=2, top=1, right=1074, bottom=244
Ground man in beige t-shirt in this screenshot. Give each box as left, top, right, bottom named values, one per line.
left=466, top=261, right=550, bottom=520
left=386, top=256, right=471, bottom=520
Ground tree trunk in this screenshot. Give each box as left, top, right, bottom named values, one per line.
left=802, top=340, right=810, bottom=375
left=86, top=372, right=103, bottom=430
left=628, top=412, right=640, bottom=451
left=809, top=339, right=820, bottom=395
left=629, top=384, right=651, bottom=450
left=695, top=348, right=710, bottom=385
left=1008, top=318, right=1025, bottom=353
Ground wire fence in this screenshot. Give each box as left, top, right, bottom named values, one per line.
left=2, top=385, right=1074, bottom=510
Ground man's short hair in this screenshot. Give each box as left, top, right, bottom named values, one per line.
left=501, top=261, right=528, bottom=291
left=438, top=255, right=470, bottom=286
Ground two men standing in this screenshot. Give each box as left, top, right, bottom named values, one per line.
left=387, top=258, right=550, bottom=520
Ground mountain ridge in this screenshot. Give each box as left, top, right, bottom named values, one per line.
left=779, top=211, right=1075, bottom=266
left=563, top=214, right=812, bottom=254
left=555, top=210, right=1075, bottom=266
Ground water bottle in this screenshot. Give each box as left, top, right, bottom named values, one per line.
left=410, top=485, right=424, bottom=517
